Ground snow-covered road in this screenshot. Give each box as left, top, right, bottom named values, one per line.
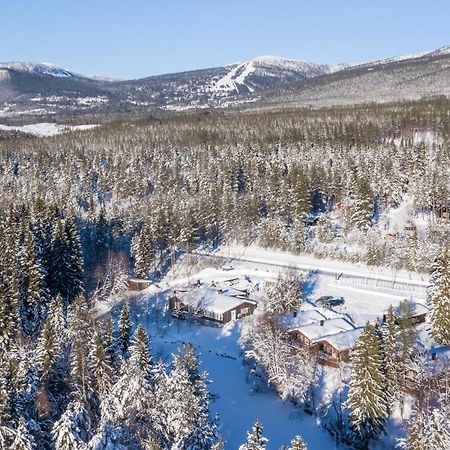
left=196, top=245, right=429, bottom=324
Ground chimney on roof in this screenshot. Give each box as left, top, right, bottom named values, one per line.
left=320, top=320, right=325, bottom=326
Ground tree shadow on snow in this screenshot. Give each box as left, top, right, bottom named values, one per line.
left=302, top=270, right=319, bottom=303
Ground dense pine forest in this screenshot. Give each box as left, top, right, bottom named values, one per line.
left=1, top=98, right=450, bottom=449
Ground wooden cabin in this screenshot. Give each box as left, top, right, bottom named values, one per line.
left=314, top=328, right=363, bottom=367
left=288, top=317, right=355, bottom=357
left=169, top=287, right=256, bottom=325
left=128, top=278, right=151, bottom=291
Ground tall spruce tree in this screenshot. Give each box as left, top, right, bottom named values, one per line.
left=239, top=421, right=268, bottom=450
left=396, top=300, right=418, bottom=364
left=118, top=303, right=132, bottom=357
left=132, top=224, right=154, bottom=279
left=428, top=247, right=450, bottom=345
left=381, top=305, right=399, bottom=409
left=64, top=218, right=84, bottom=303
left=346, top=323, right=388, bottom=445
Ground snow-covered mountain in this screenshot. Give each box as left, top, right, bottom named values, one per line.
left=0, top=62, right=81, bottom=79
left=1, top=46, right=450, bottom=117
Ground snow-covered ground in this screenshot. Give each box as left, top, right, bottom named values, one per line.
left=0, top=122, right=98, bottom=137
left=108, top=244, right=432, bottom=449
left=141, top=315, right=336, bottom=449
left=201, top=245, right=429, bottom=324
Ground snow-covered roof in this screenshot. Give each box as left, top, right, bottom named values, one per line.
left=281, top=303, right=345, bottom=330
left=393, top=302, right=429, bottom=317
left=292, top=318, right=355, bottom=341
left=175, top=288, right=251, bottom=314
left=282, top=309, right=328, bottom=330
left=315, top=328, right=364, bottom=351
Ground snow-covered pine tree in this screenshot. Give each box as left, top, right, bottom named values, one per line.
left=100, top=326, right=154, bottom=439
left=406, top=405, right=450, bottom=450
left=70, top=341, right=91, bottom=402
left=88, top=328, right=113, bottom=403
left=174, top=344, right=221, bottom=449
left=101, top=316, right=120, bottom=369
left=348, top=175, right=373, bottom=230
left=10, top=417, right=35, bottom=450
left=118, top=303, right=132, bottom=357
left=381, top=305, right=399, bottom=409
left=64, top=218, right=84, bottom=303
left=131, top=224, right=154, bottom=279
left=396, top=299, right=418, bottom=365
left=19, top=229, right=48, bottom=336
left=48, top=295, right=67, bottom=347
left=165, top=358, right=201, bottom=448
left=428, top=247, right=450, bottom=345
left=239, top=421, right=268, bottom=450
left=128, top=325, right=152, bottom=383
left=48, top=218, right=71, bottom=301
left=35, top=318, right=58, bottom=382
left=346, top=323, right=388, bottom=445
left=87, top=421, right=126, bottom=450
left=52, top=401, right=90, bottom=450
left=288, top=435, right=307, bottom=450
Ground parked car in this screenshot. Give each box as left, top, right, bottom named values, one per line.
left=221, top=264, right=235, bottom=271
left=315, top=295, right=345, bottom=307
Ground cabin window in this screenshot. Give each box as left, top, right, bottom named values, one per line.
left=241, top=307, right=249, bottom=315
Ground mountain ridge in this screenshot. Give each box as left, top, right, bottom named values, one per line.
left=1, top=45, right=450, bottom=118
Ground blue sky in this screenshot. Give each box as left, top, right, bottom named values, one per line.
left=1, top=0, right=449, bottom=79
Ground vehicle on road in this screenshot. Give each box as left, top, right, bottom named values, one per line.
left=315, top=295, right=345, bottom=307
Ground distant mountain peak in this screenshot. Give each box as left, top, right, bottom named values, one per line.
left=0, top=62, right=76, bottom=78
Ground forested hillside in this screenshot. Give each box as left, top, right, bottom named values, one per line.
left=1, top=98, right=450, bottom=448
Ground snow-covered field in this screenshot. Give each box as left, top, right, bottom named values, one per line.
left=0, top=122, right=98, bottom=137
left=138, top=315, right=336, bottom=449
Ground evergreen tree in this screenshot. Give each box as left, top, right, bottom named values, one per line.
left=35, top=318, right=58, bottom=382
left=348, top=175, right=373, bottom=230
left=129, top=325, right=152, bottom=383
left=396, top=300, right=418, bottom=365
left=88, top=328, right=113, bottom=402
left=288, top=435, right=307, bottom=450
left=48, top=218, right=71, bottom=301
left=239, top=421, right=268, bottom=450
left=49, top=295, right=67, bottom=347
left=52, top=401, right=90, bottom=450
left=101, top=317, right=119, bottom=369
left=428, top=247, right=450, bottom=345
left=381, top=305, right=399, bottom=409
left=10, top=417, right=35, bottom=450
left=131, top=224, right=154, bottom=279
left=19, top=229, right=48, bottom=336
left=64, top=218, right=85, bottom=303
left=346, top=323, right=388, bottom=445
left=118, top=303, right=132, bottom=356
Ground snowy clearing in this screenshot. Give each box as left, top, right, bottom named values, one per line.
left=0, top=122, right=98, bottom=137
left=126, top=296, right=337, bottom=450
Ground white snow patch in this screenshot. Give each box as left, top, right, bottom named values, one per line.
left=213, top=61, right=257, bottom=93
left=0, top=122, right=99, bottom=137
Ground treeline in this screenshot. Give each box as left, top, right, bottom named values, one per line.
left=0, top=293, right=221, bottom=449
left=1, top=99, right=450, bottom=278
